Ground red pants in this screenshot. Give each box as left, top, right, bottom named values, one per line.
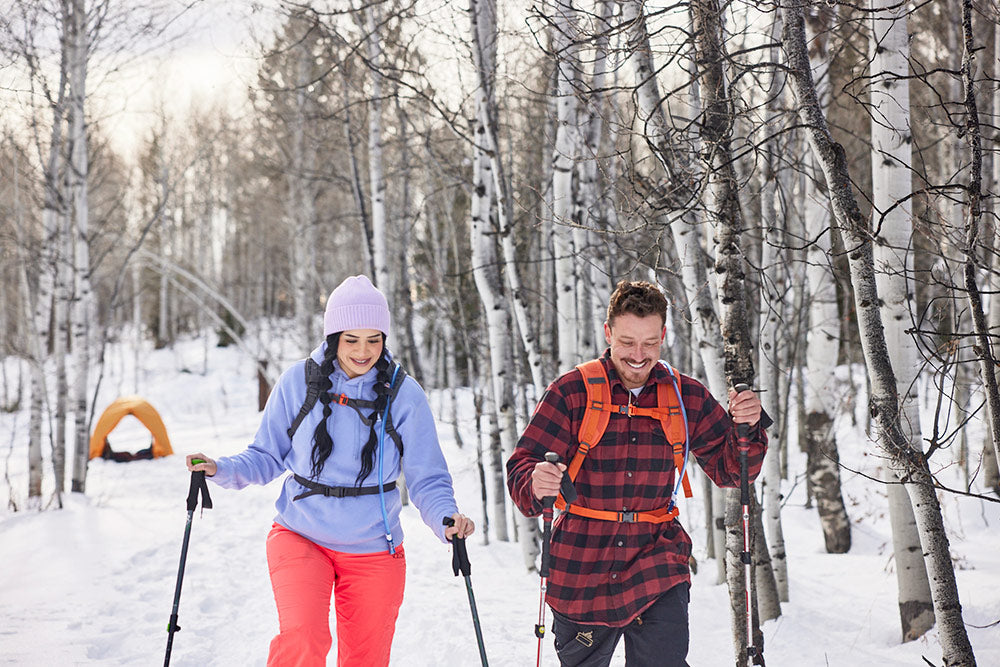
left=265, top=524, right=406, bottom=667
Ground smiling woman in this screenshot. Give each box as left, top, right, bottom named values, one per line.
left=183, top=274, right=475, bottom=666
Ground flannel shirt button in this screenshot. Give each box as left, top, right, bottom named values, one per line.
left=626, top=471, right=633, bottom=478
left=611, top=573, right=618, bottom=579
left=617, top=540, right=624, bottom=547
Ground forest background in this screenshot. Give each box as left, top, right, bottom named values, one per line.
left=2, top=0, right=1000, bottom=665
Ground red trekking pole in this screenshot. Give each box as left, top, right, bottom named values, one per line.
left=734, top=384, right=763, bottom=666
left=535, top=451, right=576, bottom=666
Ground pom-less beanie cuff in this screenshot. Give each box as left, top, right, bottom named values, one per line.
left=323, top=275, right=391, bottom=336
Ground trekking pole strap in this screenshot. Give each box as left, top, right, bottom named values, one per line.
left=186, top=470, right=212, bottom=513
left=443, top=517, right=472, bottom=577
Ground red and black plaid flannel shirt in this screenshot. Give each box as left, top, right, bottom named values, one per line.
left=506, top=352, right=768, bottom=627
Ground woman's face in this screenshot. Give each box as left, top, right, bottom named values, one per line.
left=337, top=329, right=384, bottom=379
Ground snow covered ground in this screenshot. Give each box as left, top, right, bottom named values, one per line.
left=1, top=334, right=998, bottom=666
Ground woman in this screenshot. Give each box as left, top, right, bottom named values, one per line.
left=188, top=275, right=474, bottom=666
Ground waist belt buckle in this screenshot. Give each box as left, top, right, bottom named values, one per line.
left=620, top=511, right=637, bottom=523
left=324, top=486, right=346, bottom=498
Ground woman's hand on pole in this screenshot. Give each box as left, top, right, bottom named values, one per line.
left=445, top=513, right=476, bottom=540
left=186, top=454, right=217, bottom=477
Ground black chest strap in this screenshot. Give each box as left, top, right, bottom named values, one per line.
left=292, top=474, right=397, bottom=501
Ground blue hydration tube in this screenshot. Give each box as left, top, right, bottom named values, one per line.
left=663, top=361, right=690, bottom=511
left=378, top=364, right=402, bottom=554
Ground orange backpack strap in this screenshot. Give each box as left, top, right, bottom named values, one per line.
left=660, top=365, right=692, bottom=500
left=556, top=359, right=612, bottom=510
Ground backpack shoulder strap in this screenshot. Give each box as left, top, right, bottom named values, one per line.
left=383, top=361, right=408, bottom=455
left=557, top=359, right=612, bottom=510
left=287, top=358, right=324, bottom=440
left=657, top=362, right=692, bottom=500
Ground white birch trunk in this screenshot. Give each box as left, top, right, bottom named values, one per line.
left=365, top=5, right=391, bottom=304
left=988, top=24, right=1000, bottom=494
left=955, top=0, right=1000, bottom=505
left=132, top=262, right=142, bottom=392
left=469, top=0, right=546, bottom=396
left=68, top=0, right=93, bottom=494
left=579, top=0, right=614, bottom=352
left=54, top=217, right=70, bottom=496
left=802, top=174, right=851, bottom=553
left=539, top=66, right=558, bottom=381
left=13, top=157, right=45, bottom=508
left=801, top=12, right=851, bottom=554
left=782, top=4, right=977, bottom=662
left=289, top=27, right=317, bottom=351
left=757, top=13, right=789, bottom=603
left=552, top=0, right=580, bottom=373
left=469, top=101, right=512, bottom=544
left=869, top=0, right=935, bottom=640
left=689, top=0, right=778, bottom=649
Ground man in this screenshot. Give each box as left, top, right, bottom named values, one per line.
left=507, top=280, right=768, bottom=666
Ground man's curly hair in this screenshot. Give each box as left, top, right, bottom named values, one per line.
left=606, top=280, right=667, bottom=326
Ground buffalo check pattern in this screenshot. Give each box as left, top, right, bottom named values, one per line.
left=507, top=352, right=768, bottom=627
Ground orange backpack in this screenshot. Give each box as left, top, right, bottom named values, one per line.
left=556, top=359, right=692, bottom=523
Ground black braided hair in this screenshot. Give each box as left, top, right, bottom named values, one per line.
left=309, top=333, right=340, bottom=478
left=356, top=350, right=400, bottom=485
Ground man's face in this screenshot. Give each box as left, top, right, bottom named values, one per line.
left=604, top=313, right=666, bottom=390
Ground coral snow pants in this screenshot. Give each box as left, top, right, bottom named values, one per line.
left=265, top=523, right=406, bottom=667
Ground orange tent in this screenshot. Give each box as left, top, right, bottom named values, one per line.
left=88, top=396, right=173, bottom=460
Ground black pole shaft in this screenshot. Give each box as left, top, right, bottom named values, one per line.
left=739, top=445, right=754, bottom=666
left=444, top=518, right=489, bottom=666
left=733, top=384, right=759, bottom=666
left=165, top=468, right=210, bottom=667
left=535, top=496, right=554, bottom=667
left=537, top=451, right=570, bottom=666
left=164, top=510, right=195, bottom=667
left=464, top=576, right=489, bottom=666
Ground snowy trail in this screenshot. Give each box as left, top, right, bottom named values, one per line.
left=2, top=340, right=999, bottom=666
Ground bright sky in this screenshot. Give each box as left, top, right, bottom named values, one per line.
left=103, top=1, right=264, bottom=160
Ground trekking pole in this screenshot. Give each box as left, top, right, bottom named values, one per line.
left=164, top=460, right=213, bottom=667
left=733, top=384, right=762, bottom=666
left=536, top=452, right=577, bottom=667
left=444, top=517, right=488, bottom=666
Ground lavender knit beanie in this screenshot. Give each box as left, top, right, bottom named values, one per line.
left=323, top=275, right=391, bottom=336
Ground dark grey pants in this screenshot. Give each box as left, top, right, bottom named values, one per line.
left=551, top=583, right=690, bottom=667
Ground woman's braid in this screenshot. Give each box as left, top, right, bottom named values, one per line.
left=308, top=333, right=340, bottom=478
left=356, top=351, right=396, bottom=485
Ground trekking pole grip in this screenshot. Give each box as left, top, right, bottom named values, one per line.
left=733, top=384, right=751, bottom=507
left=733, top=383, right=751, bottom=445
left=443, top=517, right=472, bottom=577
left=544, top=451, right=577, bottom=504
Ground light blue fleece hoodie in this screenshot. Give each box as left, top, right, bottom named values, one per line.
left=209, top=342, right=459, bottom=553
